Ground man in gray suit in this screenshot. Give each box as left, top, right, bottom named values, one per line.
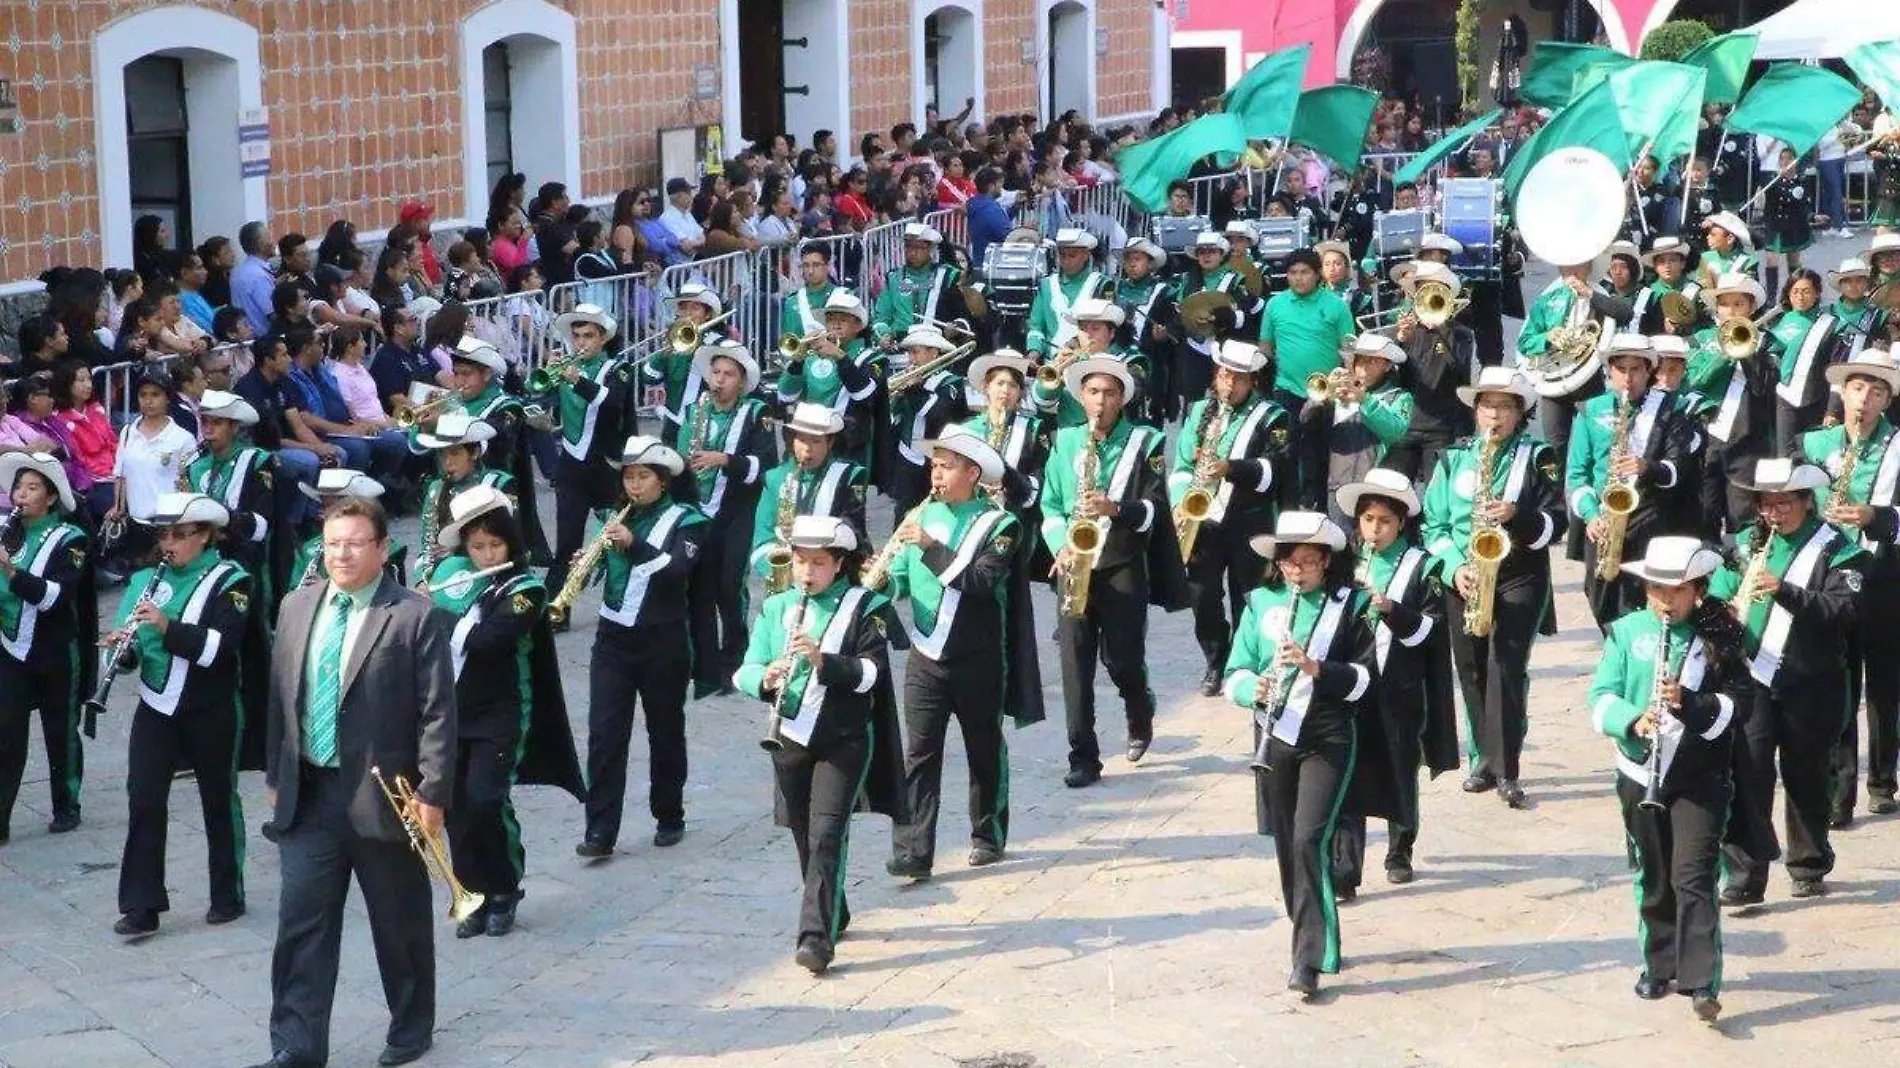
left=250, top=496, right=457, bottom=1068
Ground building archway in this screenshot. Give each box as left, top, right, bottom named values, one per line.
left=94, top=6, right=265, bottom=268
left=461, top=0, right=580, bottom=224
left=1338, top=0, right=1634, bottom=85
left=721, top=0, right=850, bottom=162
left=1041, top=0, right=1096, bottom=123
left=915, top=1, right=985, bottom=132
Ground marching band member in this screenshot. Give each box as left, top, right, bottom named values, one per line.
left=871, top=222, right=966, bottom=344
left=112, top=492, right=255, bottom=937
left=962, top=350, right=1052, bottom=584
left=544, top=303, right=628, bottom=609
left=1221, top=510, right=1376, bottom=998
left=1679, top=158, right=1717, bottom=262
left=576, top=437, right=710, bottom=857
left=1174, top=231, right=1257, bottom=418
left=1870, top=233, right=1900, bottom=289
left=675, top=340, right=774, bottom=696
left=1386, top=262, right=1478, bottom=483
left=287, top=469, right=405, bottom=588
left=1824, top=258, right=1887, bottom=379
left=1566, top=335, right=1697, bottom=631
left=1113, top=238, right=1177, bottom=419
left=1330, top=471, right=1457, bottom=893
left=1317, top=240, right=1373, bottom=324
left=1024, top=228, right=1111, bottom=360
left=1797, top=350, right=1900, bottom=824
left=1038, top=356, right=1188, bottom=788
left=1761, top=147, right=1816, bottom=291
left=1634, top=235, right=1707, bottom=336
left=734, top=514, right=908, bottom=976
left=644, top=282, right=731, bottom=434
left=1623, top=156, right=1677, bottom=241
left=1169, top=341, right=1290, bottom=695
left=407, top=337, right=526, bottom=469
left=1589, top=537, right=1743, bottom=1024
left=780, top=243, right=844, bottom=339
left=887, top=325, right=972, bottom=515
left=184, top=390, right=278, bottom=600
left=1301, top=333, right=1414, bottom=524
left=881, top=426, right=1042, bottom=879
left=1030, top=298, right=1151, bottom=427
left=1708, top=459, right=1864, bottom=906
left=1515, top=253, right=1631, bottom=513
left=1768, top=269, right=1832, bottom=453
left=1683, top=273, right=1777, bottom=536
left=1694, top=211, right=1757, bottom=288
left=413, top=415, right=514, bottom=583
left=776, top=290, right=882, bottom=470
left=428, top=486, right=583, bottom=938
left=1223, top=220, right=1269, bottom=330
left=0, top=452, right=94, bottom=842
left=1869, top=116, right=1900, bottom=233
left=1422, top=368, right=1568, bottom=808
left=750, top=404, right=869, bottom=580
left=1601, top=242, right=1646, bottom=311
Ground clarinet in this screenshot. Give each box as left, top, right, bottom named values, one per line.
left=82, top=556, right=170, bottom=730
left=1248, top=615, right=1298, bottom=773
left=1639, top=624, right=1674, bottom=812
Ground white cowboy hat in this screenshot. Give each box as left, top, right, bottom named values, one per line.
left=553, top=302, right=618, bottom=338
left=1336, top=468, right=1420, bottom=519
left=969, top=349, right=1034, bottom=385
left=785, top=402, right=845, bottom=437
left=898, top=326, right=957, bottom=352
left=821, top=290, right=869, bottom=326
left=1351, top=333, right=1407, bottom=366
left=1605, top=240, right=1642, bottom=269
left=1703, top=211, right=1753, bottom=249
left=918, top=424, right=1006, bottom=483
left=1829, top=256, right=1874, bottom=283
left=1192, top=231, right=1230, bottom=253
left=609, top=435, right=685, bottom=475
left=902, top=222, right=943, bottom=245
left=1730, top=457, right=1830, bottom=495
left=449, top=336, right=507, bottom=375
left=1062, top=355, right=1136, bottom=401
left=1123, top=238, right=1166, bottom=263
left=692, top=340, right=761, bottom=394
left=415, top=413, right=497, bottom=452
left=0, top=451, right=75, bottom=513
left=1867, top=233, right=1900, bottom=258
left=297, top=468, right=385, bottom=502
left=670, top=282, right=723, bottom=317
left=435, top=484, right=516, bottom=551
left=1703, top=272, right=1766, bottom=312
left=1249, top=510, right=1349, bottom=557
left=1313, top=239, right=1353, bottom=261
left=198, top=389, right=259, bottom=427
left=788, top=513, right=858, bottom=552
left=1824, top=348, right=1900, bottom=392
left=1223, top=219, right=1259, bottom=242
left=1620, top=535, right=1722, bottom=586
left=1389, top=259, right=1423, bottom=288
left=1053, top=227, right=1098, bottom=250
left=1604, top=333, right=1659, bottom=367
left=1649, top=335, right=1690, bottom=359
left=1213, top=339, right=1268, bottom=374
left=1642, top=235, right=1692, bottom=266
left=1419, top=233, right=1466, bottom=257
left=1399, top=260, right=1462, bottom=297
left=1457, top=365, right=1538, bottom=409
left=144, top=492, right=230, bottom=529
left=1065, top=296, right=1126, bottom=327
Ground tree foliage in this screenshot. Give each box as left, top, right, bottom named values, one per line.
left=1640, top=19, right=1715, bottom=62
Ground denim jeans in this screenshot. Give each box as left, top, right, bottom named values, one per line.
left=1819, top=158, right=1847, bottom=229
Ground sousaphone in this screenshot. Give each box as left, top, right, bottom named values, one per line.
left=1513, top=147, right=1627, bottom=398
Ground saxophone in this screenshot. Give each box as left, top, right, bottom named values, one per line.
left=1059, top=426, right=1107, bottom=619
left=1728, top=525, right=1773, bottom=614
left=1174, top=400, right=1230, bottom=563
left=687, top=394, right=711, bottom=458
left=861, top=493, right=935, bottom=591
left=1594, top=395, right=1639, bottom=580
left=174, top=447, right=200, bottom=493
left=1829, top=420, right=1865, bottom=512
left=548, top=501, right=636, bottom=626
left=1463, top=431, right=1511, bottom=637
left=763, top=469, right=798, bottom=595
left=987, top=406, right=1009, bottom=450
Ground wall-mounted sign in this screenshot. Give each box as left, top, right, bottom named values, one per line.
left=693, top=65, right=718, bottom=101
left=1020, top=38, right=1036, bottom=65
left=0, top=78, right=19, bottom=135
left=1096, top=28, right=1110, bottom=56
left=238, top=106, right=270, bottom=178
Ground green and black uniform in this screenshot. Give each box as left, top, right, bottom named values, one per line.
left=872, top=261, right=965, bottom=343
left=0, top=512, right=91, bottom=836
left=548, top=347, right=628, bottom=598
left=673, top=392, right=775, bottom=694
left=1564, top=388, right=1698, bottom=629
left=749, top=457, right=869, bottom=577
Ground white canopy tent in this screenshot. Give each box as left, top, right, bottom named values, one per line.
left=1747, top=0, right=1900, bottom=59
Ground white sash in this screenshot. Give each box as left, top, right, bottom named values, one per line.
left=1750, top=524, right=1838, bottom=686
left=698, top=403, right=750, bottom=518
left=1776, top=313, right=1837, bottom=407
left=1208, top=401, right=1272, bottom=523
left=139, top=562, right=238, bottom=716
left=1708, top=366, right=1748, bottom=443
left=599, top=505, right=687, bottom=628
left=783, top=586, right=871, bottom=746
left=902, top=508, right=1008, bottom=661
left=1262, top=590, right=1349, bottom=746
left=0, top=527, right=73, bottom=661
left=1047, top=271, right=1102, bottom=348
left=1372, top=548, right=1426, bottom=672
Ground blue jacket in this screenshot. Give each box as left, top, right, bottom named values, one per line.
left=969, top=195, right=1012, bottom=267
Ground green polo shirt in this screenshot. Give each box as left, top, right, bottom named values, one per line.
left=1259, top=286, right=1355, bottom=397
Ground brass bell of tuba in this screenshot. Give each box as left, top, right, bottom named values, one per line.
left=1412, top=280, right=1468, bottom=329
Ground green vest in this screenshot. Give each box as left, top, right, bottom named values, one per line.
left=1589, top=609, right=1695, bottom=764
left=117, top=549, right=246, bottom=705
left=886, top=498, right=1015, bottom=655
left=0, top=514, right=84, bottom=650
left=600, top=500, right=708, bottom=623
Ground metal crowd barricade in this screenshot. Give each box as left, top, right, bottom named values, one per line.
left=923, top=207, right=968, bottom=251
left=856, top=219, right=909, bottom=307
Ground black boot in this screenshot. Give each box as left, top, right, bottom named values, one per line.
left=485, top=892, right=520, bottom=936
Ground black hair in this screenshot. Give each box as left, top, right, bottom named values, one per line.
left=239, top=220, right=270, bottom=256
left=18, top=314, right=61, bottom=356
left=1284, top=248, right=1323, bottom=274
left=282, top=324, right=319, bottom=360
left=277, top=232, right=307, bottom=264
left=252, top=334, right=286, bottom=367
left=799, top=243, right=832, bottom=263
left=1264, top=541, right=1356, bottom=592
left=1352, top=493, right=1412, bottom=522
left=459, top=506, right=526, bottom=564
left=1167, top=179, right=1191, bottom=197
left=270, top=281, right=305, bottom=318
left=212, top=306, right=249, bottom=342
left=1780, top=268, right=1825, bottom=309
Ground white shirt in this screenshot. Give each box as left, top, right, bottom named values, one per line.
left=341, top=286, right=379, bottom=317
left=660, top=204, right=705, bottom=246
left=112, top=417, right=197, bottom=520
left=756, top=214, right=800, bottom=249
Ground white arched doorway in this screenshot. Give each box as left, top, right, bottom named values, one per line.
left=1041, top=0, right=1096, bottom=123
left=721, top=0, right=850, bottom=161
left=1335, top=0, right=1635, bottom=81
left=914, top=1, right=985, bottom=130
left=461, top=0, right=580, bottom=223
left=93, top=6, right=266, bottom=268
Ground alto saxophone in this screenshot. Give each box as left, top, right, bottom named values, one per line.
left=1829, top=421, right=1865, bottom=512
left=763, top=469, right=798, bottom=596
left=1463, top=431, right=1511, bottom=637
left=861, top=493, right=935, bottom=591
left=548, top=501, right=636, bottom=626
left=1174, top=400, right=1230, bottom=563
left=1059, top=426, right=1107, bottom=619
left=1594, top=395, right=1639, bottom=580
left=1728, top=527, right=1773, bottom=614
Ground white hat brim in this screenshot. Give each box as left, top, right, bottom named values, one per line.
left=692, top=346, right=761, bottom=395
left=0, top=452, right=76, bottom=513
left=1336, top=481, right=1419, bottom=518
left=917, top=436, right=1005, bottom=483
left=553, top=308, right=618, bottom=338
left=436, top=495, right=514, bottom=551
left=1062, top=357, right=1136, bottom=402
left=1824, top=361, right=1900, bottom=391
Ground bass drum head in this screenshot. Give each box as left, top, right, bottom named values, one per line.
left=1516, top=147, right=1625, bottom=268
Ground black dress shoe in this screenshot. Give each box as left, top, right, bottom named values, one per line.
left=1830, top=805, right=1853, bottom=830
left=1126, top=738, right=1151, bottom=763
left=886, top=853, right=932, bottom=880
left=1691, top=988, right=1722, bottom=1023
left=1461, top=771, right=1497, bottom=793
left=1064, top=767, right=1101, bottom=788
left=1199, top=666, right=1222, bottom=697
left=575, top=839, right=612, bottom=859
left=1720, top=884, right=1765, bottom=909
left=485, top=895, right=518, bottom=937
left=1871, top=793, right=1899, bottom=815
left=377, top=1040, right=431, bottom=1066
left=1384, top=861, right=1415, bottom=885
left=47, top=809, right=81, bottom=834
left=454, top=904, right=490, bottom=940
left=205, top=902, right=246, bottom=925
left=113, top=910, right=158, bottom=937
left=1497, top=781, right=1527, bottom=809
left=1789, top=877, right=1827, bottom=898
left=244, top=1053, right=322, bottom=1068
left=968, top=844, right=1003, bottom=867
left=1286, top=965, right=1320, bottom=998
left=794, top=936, right=833, bottom=976
left=1632, top=973, right=1671, bottom=1000
left=1334, top=884, right=1358, bottom=903
left=653, top=824, right=685, bottom=848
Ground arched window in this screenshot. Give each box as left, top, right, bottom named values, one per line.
left=1041, top=0, right=1096, bottom=124
left=460, top=0, right=581, bottom=223
left=915, top=2, right=985, bottom=133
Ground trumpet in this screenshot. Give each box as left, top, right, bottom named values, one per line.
left=1306, top=367, right=1354, bottom=403
left=370, top=766, right=484, bottom=922
left=527, top=343, right=617, bottom=393
left=548, top=501, right=635, bottom=626
left=888, top=341, right=975, bottom=393
left=667, top=307, right=736, bottom=354
left=1716, top=315, right=1757, bottom=360
left=394, top=391, right=459, bottom=430
left=778, top=330, right=833, bottom=360
left=1036, top=337, right=1095, bottom=387
left=1413, top=280, right=1470, bottom=329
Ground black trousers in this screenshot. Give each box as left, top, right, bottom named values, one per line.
left=269, top=766, right=434, bottom=1064
left=119, top=701, right=244, bottom=914
left=1333, top=695, right=1424, bottom=887
left=544, top=451, right=598, bottom=596
left=0, top=657, right=83, bottom=833
left=585, top=625, right=690, bottom=845
left=447, top=737, right=524, bottom=898
left=1723, top=683, right=1841, bottom=891
left=1835, top=617, right=1900, bottom=809
left=1446, top=576, right=1544, bottom=782
left=1582, top=530, right=1653, bottom=634
left=1186, top=524, right=1265, bottom=675
left=689, top=516, right=751, bottom=689
left=1774, top=397, right=1828, bottom=460
left=774, top=735, right=868, bottom=950
left=1384, top=439, right=1453, bottom=486
left=1057, top=560, right=1157, bottom=775
left=895, top=653, right=1008, bottom=867
left=1539, top=390, right=1594, bottom=561
left=1618, top=775, right=1727, bottom=992
left=1257, top=729, right=1355, bottom=974
left=1171, top=343, right=1214, bottom=425
left=1700, top=440, right=1759, bottom=539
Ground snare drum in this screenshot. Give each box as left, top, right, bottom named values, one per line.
left=1151, top=214, right=1211, bottom=255
left=1374, top=209, right=1427, bottom=258
left=1253, top=218, right=1308, bottom=261
left=1439, top=179, right=1502, bottom=280
left=983, top=243, right=1049, bottom=316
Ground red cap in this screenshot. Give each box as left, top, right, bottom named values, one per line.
left=398, top=200, right=432, bottom=223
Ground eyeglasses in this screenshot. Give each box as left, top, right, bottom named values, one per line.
left=157, top=527, right=202, bottom=543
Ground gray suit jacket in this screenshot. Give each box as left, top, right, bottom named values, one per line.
left=267, top=574, right=458, bottom=841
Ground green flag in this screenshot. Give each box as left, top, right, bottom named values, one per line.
left=1117, top=113, right=1250, bottom=213
left=1846, top=40, right=1900, bottom=111
left=1394, top=108, right=1503, bottom=185
left=1598, top=61, right=1708, bottom=164
left=1222, top=46, right=1309, bottom=142
left=1288, top=85, right=1381, bottom=171
left=1520, top=42, right=1633, bottom=108
left=1502, top=79, right=1633, bottom=205
left=1727, top=64, right=1862, bottom=158
left=1680, top=31, right=1758, bottom=106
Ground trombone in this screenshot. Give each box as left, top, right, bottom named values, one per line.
left=393, top=391, right=459, bottom=430
left=370, top=765, right=484, bottom=922
left=888, top=341, right=975, bottom=393
left=667, top=307, right=737, bottom=354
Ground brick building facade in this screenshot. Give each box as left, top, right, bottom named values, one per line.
left=0, top=0, right=1168, bottom=290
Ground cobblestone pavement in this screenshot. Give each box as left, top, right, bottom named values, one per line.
left=5, top=233, right=1899, bottom=1067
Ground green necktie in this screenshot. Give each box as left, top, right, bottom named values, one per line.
left=306, top=592, right=351, bottom=765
